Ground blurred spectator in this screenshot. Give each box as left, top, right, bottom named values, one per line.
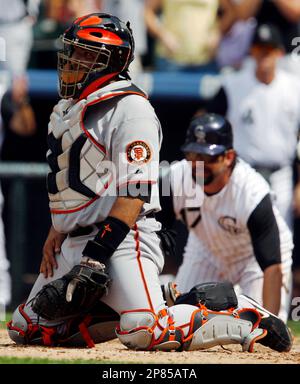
left=233, top=0, right=300, bottom=75
left=234, top=0, right=300, bottom=52
left=63, top=0, right=101, bottom=22
left=205, top=24, right=300, bottom=231
left=144, top=0, right=235, bottom=72
left=0, top=1, right=40, bottom=306
left=0, top=76, right=10, bottom=307
left=44, top=0, right=100, bottom=25
left=0, top=0, right=40, bottom=76
left=100, top=0, right=147, bottom=75
left=0, top=69, right=37, bottom=305
left=0, top=0, right=38, bottom=142
left=1, top=81, right=36, bottom=139
left=216, top=0, right=257, bottom=69
left=30, top=0, right=78, bottom=70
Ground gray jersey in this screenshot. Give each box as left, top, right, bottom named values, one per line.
left=47, top=80, right=162, bottom=233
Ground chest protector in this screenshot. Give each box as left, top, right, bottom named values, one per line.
left=47, top=83, right=147, bottom=214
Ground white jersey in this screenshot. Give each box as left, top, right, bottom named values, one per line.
left=48, top=80, right=162, bottom=233
left=222, top=68, right=300, bottom=167
left=170, top=159, right=293, bottom=269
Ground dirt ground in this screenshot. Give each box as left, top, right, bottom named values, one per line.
left=0, top=330, right=300, bottom=364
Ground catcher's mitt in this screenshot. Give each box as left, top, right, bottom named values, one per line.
left=31, top=259, right=111, bottom=321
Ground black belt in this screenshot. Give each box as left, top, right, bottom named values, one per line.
left=253, top=164, right=282, bottom=173
left=69, top=212, right=156, bottom=238
left=252, top=164, right=283, bottom=182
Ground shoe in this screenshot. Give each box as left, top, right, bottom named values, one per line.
left=239, top=295, right=293, bottom=352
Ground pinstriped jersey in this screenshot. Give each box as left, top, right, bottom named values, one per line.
left=170, top=158, right=293, bottom=267
left=48, top=80, right=162, bottom=233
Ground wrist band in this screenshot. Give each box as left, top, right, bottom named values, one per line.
left=82, top=216, right=130, bottom=263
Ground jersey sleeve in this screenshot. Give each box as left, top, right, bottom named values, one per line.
left=247, top=194, right=281, bottom=271
left=112, top=115, right=161, bottom=203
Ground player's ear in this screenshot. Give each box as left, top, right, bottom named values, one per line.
left=224, top=149, right=236, bottom=167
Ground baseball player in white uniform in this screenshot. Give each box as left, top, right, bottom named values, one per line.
left=163, top=113, right=293, bottom=322
left=205, top=23, right=300, bottom=230
left=7, top=13, right=286, bottom=353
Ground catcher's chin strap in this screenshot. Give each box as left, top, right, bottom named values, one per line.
left=116, top=305, right=268, bottom=352
left=7, top=304, right=97, bottom=348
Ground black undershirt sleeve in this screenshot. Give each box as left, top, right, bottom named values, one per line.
left=204, top=87, right=228, bottom=116
left=156, top=169, right=176, bottom=229
left=247, top=194, right=281, bottom=271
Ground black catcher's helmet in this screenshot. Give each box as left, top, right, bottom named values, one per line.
left=181, top=113, right=233, bottom=156
left=58, top=13, right=135, bottom=99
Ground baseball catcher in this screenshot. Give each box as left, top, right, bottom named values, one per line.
left=6, top=13, right=292, bottom=353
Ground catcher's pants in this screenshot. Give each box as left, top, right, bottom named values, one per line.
left=24, top=218, right=201, bottom=333
left=175, top=233, right=292, bottom=323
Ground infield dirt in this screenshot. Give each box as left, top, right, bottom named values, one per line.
left=0, top=329, right=299, bottom=364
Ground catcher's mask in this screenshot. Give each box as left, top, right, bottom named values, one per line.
left=58, top=13, right=135, bottom=99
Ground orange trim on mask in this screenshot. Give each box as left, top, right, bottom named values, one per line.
left=77, top=28, right=124, bottom=46
left=79, top=16, right=103, bottom=27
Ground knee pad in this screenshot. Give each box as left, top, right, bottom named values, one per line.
left=116, top=306, right=267, bottom=353
left=116, top=309, right=184, bottom=351
left=184, top=307, right=266, bottom=352
left=7, top=304, right=57, bottom=346
left=8, top=303, right=119, bottom=348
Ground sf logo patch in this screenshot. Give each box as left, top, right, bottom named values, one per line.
left=126, top=141, right=151, bottom=164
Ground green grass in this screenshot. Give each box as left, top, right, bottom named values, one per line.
left=287, top=320, right=300, bottom=337
left=0, top=356, right=129, bottom=364
left=0, top=312, right=11, bottom=330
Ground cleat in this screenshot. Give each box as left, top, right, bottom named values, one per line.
left=239, top=295, right=293, bottom=352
